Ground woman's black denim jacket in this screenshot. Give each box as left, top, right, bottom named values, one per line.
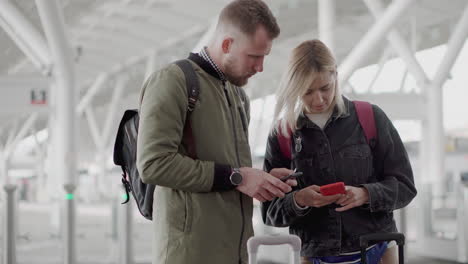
left=262, top=97, right=417, bottom=257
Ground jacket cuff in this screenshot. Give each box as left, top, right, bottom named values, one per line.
left=211, top=164, right=235, bottom=191
left=358, top=184, right=371, bottom=210
left=361, top=183, right=386, bottom=212
left=293, top=191, right=310, bottom=210
left=287, top=191, right=311, bottom=216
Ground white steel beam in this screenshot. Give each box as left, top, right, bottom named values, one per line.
left=3, top=184, right=18, bottom=264
left=7, top=59, right=31, bottom=75
left=100, top=2, right=198, bottom=23
left=432, top=4, right=468, bottom=88
left=0, top=150, right=9, bottom=187
left=0, top=75, right=49, bottom=87
left=45, top=114, right=60, bottom=201
left=338, top=0, right=415, bottom=85
left=88, top=12, right=173, bottom=33
left=102, top=76, right=126, bottom=147
left=118, top=201, right=134, bottom=264
left=75, top=24, right=205, bottom=107
left=76, top=73, right=109, bottom=115
left=97, top=3, right=161, bottom=18
left=78, top=46, right=128, bottom=62
left=72, top=28, right=149, bottom=50
left=399, top=69, right=409, bottom=92
left=367, top=45, right=393, bottom=93
left=109, top=25, right=205, bottom=74
left=75, top=65, right=101, bottom=79
left=36, top=0, right=77, bottom=183
left=0, top=0, right=51, bottom=74
left=75, top=0, right=133, bottom=37
left=97, top=2, right=200, bottom=29
left=85, top=108, right=102, bottom=149
left=78, top=16, right=165, bottom=44
left=32, top=129, right=47, bottom=202
left=35, top=1, right=77, bottom=264
left=77, top=56, right=114, bottom=70
left=3, top=113, right=38, bottom=159
left=363, top=0, right=430, bottom=87
left=5, top=121, right=18, bottom=151
left=426, top=3, right=468, bottom=197
left=318, top=0, right=335, bottom=53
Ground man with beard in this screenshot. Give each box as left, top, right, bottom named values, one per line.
left=136, top=1, right=296, bottom=263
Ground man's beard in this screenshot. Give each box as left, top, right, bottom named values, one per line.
left=226, top=73, right=248, bottom=87
left=223, top=58, right=250, bottom=87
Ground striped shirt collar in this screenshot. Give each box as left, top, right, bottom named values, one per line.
left=199, top=47, right=226, bottom=82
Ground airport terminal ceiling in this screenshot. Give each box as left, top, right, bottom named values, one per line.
left=0, top=0, right=467, bottom=152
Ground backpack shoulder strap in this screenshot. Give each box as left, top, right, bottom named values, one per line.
left=277, top=124, right=293, bottom=160
left=353, top=101, right=377, bottom=148
left=174, top=59, right=200, bottom=159
left=175, top=59, right=200, bottom=112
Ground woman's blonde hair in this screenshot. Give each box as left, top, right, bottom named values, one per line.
left=273, top=39, right=345, bottom=136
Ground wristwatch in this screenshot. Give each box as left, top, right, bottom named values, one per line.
left=229, top=168, right=243, bottom=186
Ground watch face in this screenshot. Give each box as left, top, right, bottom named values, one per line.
left=231, top=172, right=243, bottom=185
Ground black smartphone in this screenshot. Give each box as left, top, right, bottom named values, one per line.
left=280, top=171, right=303, bottom=182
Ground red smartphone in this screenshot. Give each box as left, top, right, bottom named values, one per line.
left=320, top=182, right=346, bottom=196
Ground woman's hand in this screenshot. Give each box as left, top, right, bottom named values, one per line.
left=294, top=185, right=342, bottom=208
left=335, top=186, right=369, bottom=212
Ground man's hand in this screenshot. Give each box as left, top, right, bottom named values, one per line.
left=269, top=168, right=298, bottom=187
left=236, top=167, right=293, bottom=202
left=294, top=185, right=342, bottom=208
left=335, top=186, right=369, bottom=212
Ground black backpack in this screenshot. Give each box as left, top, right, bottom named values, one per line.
left=113, top=59, right=200, bottom=220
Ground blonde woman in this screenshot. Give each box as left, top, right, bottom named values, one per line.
left=261, top=39, right=417, bottom=264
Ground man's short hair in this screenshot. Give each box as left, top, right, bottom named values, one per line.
left=219, top=0, right=280, bottom=39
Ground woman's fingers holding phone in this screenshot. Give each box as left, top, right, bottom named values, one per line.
left=296, top=186, right=342, bottom=208
left=335, top=186, right=370, bottom=211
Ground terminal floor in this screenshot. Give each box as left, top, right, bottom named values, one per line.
left=0, top=202, right=464, bottom=264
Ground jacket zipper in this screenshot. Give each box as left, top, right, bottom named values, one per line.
left=238, top=106, right=247, bottom=132
left=223, top=82, right=245, bottom=263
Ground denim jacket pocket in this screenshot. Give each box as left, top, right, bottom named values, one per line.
left=337, top=144, right=373, bottom=185
left=340, top=144, right=371, bottom=158
left=295, top=156, right=317, bottom=187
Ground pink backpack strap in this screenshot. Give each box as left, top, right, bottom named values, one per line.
left=353, top=101, right=377, bottom=146
left=277, top=125, right=293, bottom=160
